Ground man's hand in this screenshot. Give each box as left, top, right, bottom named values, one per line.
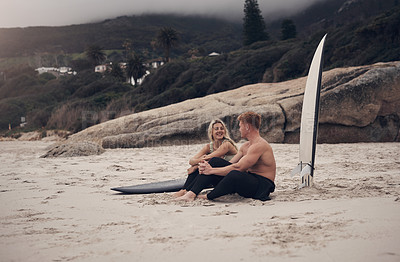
left=199, top=160, right=213, bottom=175
left=200, top=155, right=209, bottom=161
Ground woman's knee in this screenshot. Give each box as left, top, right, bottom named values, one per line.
left=208, top=157, right=222, bottom=165
left=208, top=157, right=231, bottom=167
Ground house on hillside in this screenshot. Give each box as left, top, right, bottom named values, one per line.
left=95, top=64, right=108, bottom=73
left=59, top=67, right=73, bottom=75
left=146, top=59, right=164, bottom=69
left=94, top=60, right=160, bottom=86
left=118, top=62, right=127, bottom=70
left=35, top=67, right=76, bottom=77
left=20, top=116, right=27, bottom=128
left=35, top=67, right=57, bottom=74
left=208, top=52, right=221, bottom=57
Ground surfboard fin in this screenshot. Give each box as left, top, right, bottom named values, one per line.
left=299, top=164, right=313, bottom=188
left=291, top=163, right=302, bottom=177
left=291, top=162, right=313, bottom=188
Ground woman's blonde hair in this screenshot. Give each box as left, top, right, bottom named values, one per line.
left=207, top=119, right=237, bottom=149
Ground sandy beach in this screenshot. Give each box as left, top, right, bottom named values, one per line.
left=1, top=140, right=399, bottom=261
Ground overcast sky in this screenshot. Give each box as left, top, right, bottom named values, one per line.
left=0, top=0, right=325, bottom=28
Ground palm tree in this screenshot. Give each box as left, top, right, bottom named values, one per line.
left=126, top=53, right=147, bottom=86
left=107, top=62, right=125, bottom=82
left=156, top=27, right=179, bottom=63
left=122, top=39, right=132, bottom=61
left=85, top=45, right=106, bottom=66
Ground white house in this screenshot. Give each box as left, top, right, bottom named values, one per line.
left=35, top=67, right=58, bottom=74
left=118, top=62, right=127, bottom=70
left=151, top=60, right=164, bottom=69
left=20, top=116, right=27, bottom=127
left=95, top=65, right=108, bottom=73
left=208, top=52, right=221, bottom=57
left=35, top=67, right=76, bottom=76
left=59, top=67, right=72, bottom=74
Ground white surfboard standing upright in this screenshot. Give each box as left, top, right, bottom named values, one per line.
left=291, top=34, right=327, bottom=188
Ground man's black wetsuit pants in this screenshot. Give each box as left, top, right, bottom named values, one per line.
left=184, top=157, right=275, bottom=201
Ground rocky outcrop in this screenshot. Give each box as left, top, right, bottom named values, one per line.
left=40, top=141, right=104, bottom=158
left=282, top=62, right=400, bottom=143
left=47, top=61, right=399, bottom=155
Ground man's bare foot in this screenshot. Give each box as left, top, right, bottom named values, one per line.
left=172, top=189, right=187, bottom=198
left=197, top=194, right=208, bottom=200
left=175, top=191, right=196, bottom=201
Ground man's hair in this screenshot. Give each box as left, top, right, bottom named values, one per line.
left=238, top=111, right=261, bottom=130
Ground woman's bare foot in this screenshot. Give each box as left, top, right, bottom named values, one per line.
left=197, top=194, right=208, bottom=200
left=175, top=191, right=197, bottom=201
left=172, top=189, right=187, bottom=198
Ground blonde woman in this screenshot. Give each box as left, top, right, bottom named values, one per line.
left=173, top=119, right=237, bottom=197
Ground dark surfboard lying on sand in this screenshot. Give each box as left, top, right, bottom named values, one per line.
left=111, top=178, right=186, bottom=194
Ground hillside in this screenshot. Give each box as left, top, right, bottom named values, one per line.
left=0, top=0, right=399, bottom=134
left=0, top=14, right=242, bottom=62
left=97, top=3, right=400, bottom=113
left=1, top=0, right=397, bottom=62
left=267, top=0, right=399, bottom=38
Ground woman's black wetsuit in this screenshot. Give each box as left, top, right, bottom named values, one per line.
left=183, top=157, right=229, bottom=192
left=184, top=157, right=275, bottom=201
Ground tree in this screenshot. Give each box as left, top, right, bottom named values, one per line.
left=107, top=63, right=125, bottom=82
left=85, top=45, right=106, bottom=66
left=122, top=39, right=132, bottom=61
left=126, top=53, right=147, bottom=86
left=281, top=19, right=297, bottom=40
left=243, top=0, right=269, bottom=46
left=70, top=58, right=92, bottom=71
left=156, top=27, right=179, bottom=63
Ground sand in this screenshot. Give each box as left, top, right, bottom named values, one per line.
left=1, top=140, right=399, bottom=261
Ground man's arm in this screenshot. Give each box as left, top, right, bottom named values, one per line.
left=227, top=144, right=244, bottom=164
left=200, top=143, right=265, bottom=176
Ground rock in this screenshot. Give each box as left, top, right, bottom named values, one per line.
left=41, top=141, right=105, bottom=158
left=45, top=61, right=400, bottom=155
left=281, top=62, right=400, bottom=142
left=17, top=131, right=43, bottom=141
left=83, top=83, right=291, bottom=148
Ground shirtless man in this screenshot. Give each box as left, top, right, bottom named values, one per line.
left=177, top=111, right=276, bottom=201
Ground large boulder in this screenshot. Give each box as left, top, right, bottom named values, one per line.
left=72, top=82, right=293, bottom=148
left=45, top=61, right=399, bottom=156
left=282, top=62, right=400, bottom=143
